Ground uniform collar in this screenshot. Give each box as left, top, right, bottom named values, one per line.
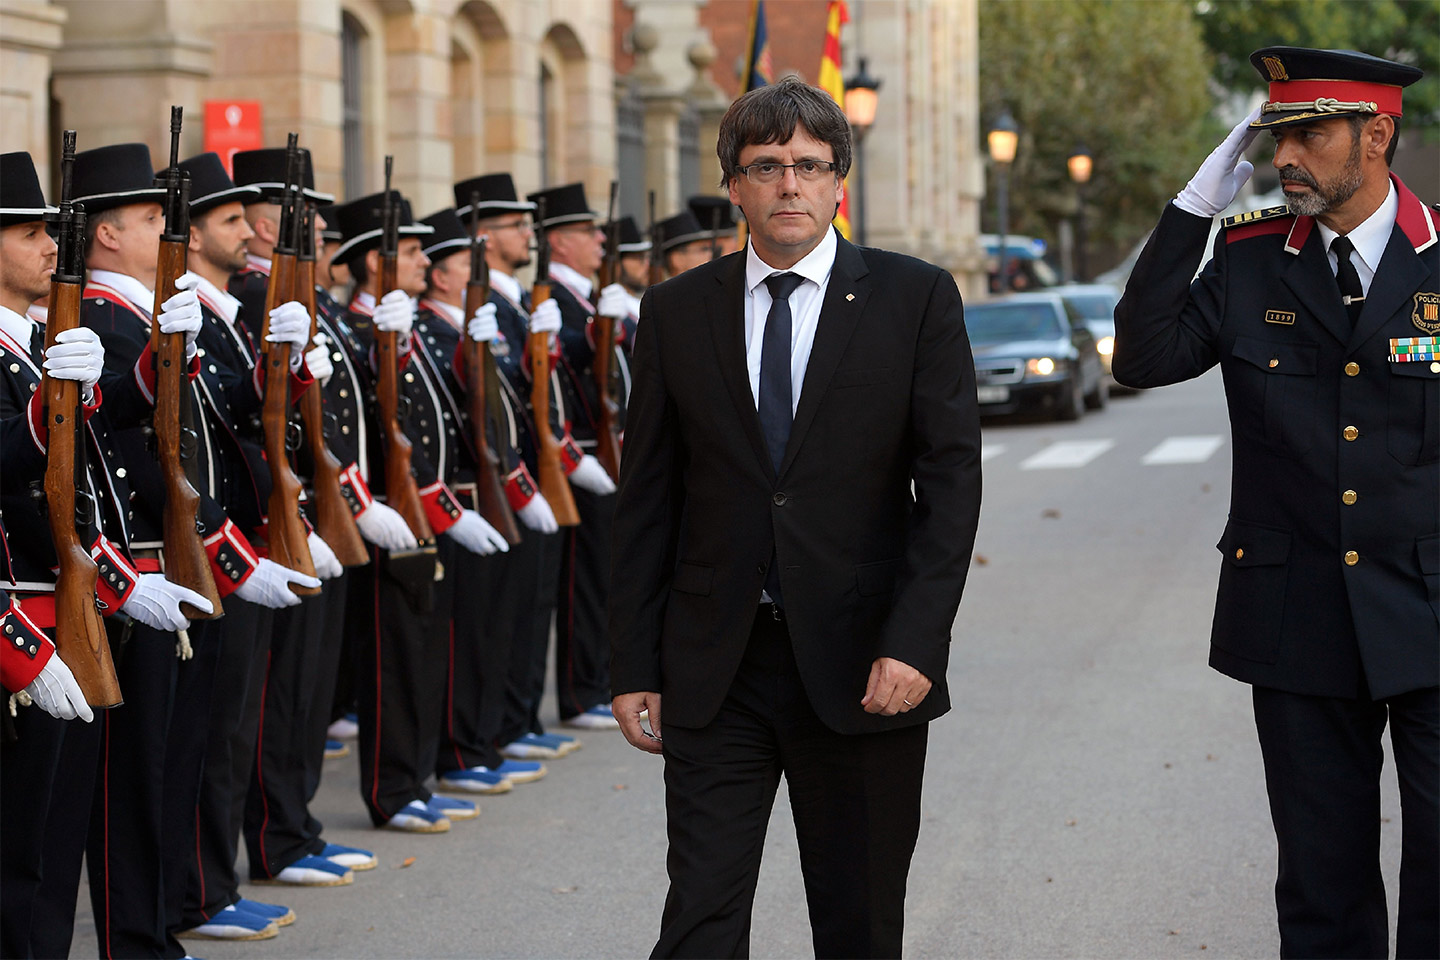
left=422, top=297, right=465, bottom=328
left=744, top=224, right=838, bottom=294
left=193, top=272, right=241, bottom=325
left=489, top=269, right=523, bottom=306
left=89, top=269, right=154, bottom=312
left=0, top=304, right=36, bottom=357
left=549, top=261, right=592, bottom=300
left=246, top=252, right=273, bottom=275
left=1315, top=179, right=1397, bottom=275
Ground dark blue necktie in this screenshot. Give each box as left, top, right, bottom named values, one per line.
left=759, top=272, right=803, bottom=472
left=1330, top=235, right=1364, bottom=327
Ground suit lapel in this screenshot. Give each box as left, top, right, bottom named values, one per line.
left=1280, top=229, right=1350, bottom=345
left=706, top=254, right=773, bottom=476
left=779, top=236, right=871, bottom=478
left=1350, top=224, right=1431, bottom=349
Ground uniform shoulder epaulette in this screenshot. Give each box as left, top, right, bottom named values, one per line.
left=1220, top=206, right=1292, bottom=229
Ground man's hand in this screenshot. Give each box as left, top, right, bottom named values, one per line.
left=43, top=327, right=105, bottom=402
left=467, top=302, right=499, bottom=342
left=860, top=657, right=931, bottom=716
left=234, top=558, right=321, bottom=608
left=24, top=655, right=93, bottom=723
left=613, top=691, right=663, bottom=755
left=529, top=298, right=562, bottom=335
left=121, top=573, right=214, bottom=631
left=373, top=289, right=414, bottom=339
left=1174, top=105, right=1263, bottom=218
left=355, top=501, right=419, bottom=552
left=158, top=273, right=203, bottom=361
left=567, top=454, right=616, bottom=495
left=596, top=283, right=630, bottom=320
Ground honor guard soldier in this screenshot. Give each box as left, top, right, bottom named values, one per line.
left=688, top=195, right=741, bottom=257
left=524, top=183, right=623, bottom=730
left=603, top=215, right=651, bottom=355
left=655, top=209, right=713, bottom=278
left=1113, top=47, right=1437, bottom=958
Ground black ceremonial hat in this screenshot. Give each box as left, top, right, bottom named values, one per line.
left=316, top=203, right=343, bottom=242
left=688, top=195, right=739, bottom=236
left=605, top=215, right=650, bottom=253
left=454, top=173, right=535, bottom=218
left=174, top=153, right=261, bottom=216
left=1249, top=46, right=1423, bottom=129
left=419, top=208, right=470, bottom=263
left=657, top=210, right=708, bottom=253
left=526, top=182, right=598, bottom=229
left=231, top=147, right=335, bottom=203
left=71, top=143, right=167, bottom=215
left=0, top=152, right=56, bottom=226
left=331, top=190, right=433, bottom=266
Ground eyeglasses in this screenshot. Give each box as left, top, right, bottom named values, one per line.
left=735, top=160, right=839, bottom=184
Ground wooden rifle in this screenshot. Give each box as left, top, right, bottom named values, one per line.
left=647, top=191, right=667, bottom=286
left=527, top=198, right=579, bottom=526
left=295, top=200, right=368, bottom=566
left=374, top=157, right=435, bottom=547
left=43, top=131, right=122, bottom=706
left=464, top=199, right=520, bottom=544
left=590, top=181, right=623, bottom=484
left=150, top=106, right=222, bottom=620
left=256, top=135, right=319, bottom=593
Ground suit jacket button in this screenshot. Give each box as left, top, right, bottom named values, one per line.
left=1342, top=425, right=1359, bottom=441
left=1344, top=361, right=1359, bottom=376
left=1344, top=550, right=1359, bottom=566
left=1341, top=489, right=1357, bottom=505
left=772, top=492, right=787, bottom=506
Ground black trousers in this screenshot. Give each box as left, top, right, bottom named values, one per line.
left=554, top=486, right=614, bottom=720
left=435, top=543, right=510, bottom=775
left=655, top=609, right=928, bottom=959
left=244, top=589, right=329, bottom=878
left=183, top=598, right=272, bottom=928
left=499, top=528, right=560, bottom=745
left=352, top=545, right=441, bottom=824
left=304, top=569, right=352, bottom=811
left=1253, top=685, right=1439, bottom=960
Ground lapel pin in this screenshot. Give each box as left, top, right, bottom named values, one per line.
left=845, top=293, right=855, bottom=302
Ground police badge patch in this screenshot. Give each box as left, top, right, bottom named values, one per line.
left=1414, top=292, right=1440, bottom=336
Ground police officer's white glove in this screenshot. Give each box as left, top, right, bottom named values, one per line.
left=307, top=531, right=343, bottom=580
left=305, top=335, right=334, bottom=387
left=517, top=493, right=558, bottom=534
left=467, top=302, right=499, bottom=342
left=596, top=283, right=630, bottom=321
left=373, top=289, right=414, bottom=339
left=445, top=509, right=510, bottom=556
left=529, top=298, right=562, bottom=335
left=355, top=501, right=418, bottom=552
left=43, top=327, right=106, bottom=402
left=234, top=558, right=320, bottom=608
left=1174, top=105, right=1263, bottom=218
left=568, top=454, right=616, bottom=495
left=159, top=273, right=203, bottom=362
left=266, top=301, right=311, bottom=371
left=23, top=655, right=93, bottom=723
left=121, top=573, right=214, bottom=631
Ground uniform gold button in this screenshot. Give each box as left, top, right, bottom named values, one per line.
left=1344, top=550, right=1359, bottom=566
left=1343, top=425, right=1359, bottom=441
left=1341, top=490, right=1357, bottom=505
left=1235, top=548, right=1244, bottom=560
left=1268, top=358, right=1279, bottom=368
left=1344, top=361, right=1359, bottom=376
left=1432, top=361, right=1440, bottom=373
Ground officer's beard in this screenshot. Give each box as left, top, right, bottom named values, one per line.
left=1279, top=134, right=1364, bottom=218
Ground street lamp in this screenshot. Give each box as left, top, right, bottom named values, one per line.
left=987, top=110, right=1019, bottom=292
left=844, top=57, right=881, bottom=245
left=1067, top=143, right=1092, bottom=282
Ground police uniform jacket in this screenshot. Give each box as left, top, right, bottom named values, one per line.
left=1113, top=174, right=1440, bottom=700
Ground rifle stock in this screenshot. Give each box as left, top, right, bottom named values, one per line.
left=527, top=286, right=579, bottom=527
left=464, top=234, right=521, bottom=545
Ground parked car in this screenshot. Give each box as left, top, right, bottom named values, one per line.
left=1056, top=282, right=1121, bottom=380
left=967, top=292, right=1108, bottom=420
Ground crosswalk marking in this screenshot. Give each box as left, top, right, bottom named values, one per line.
left=1019, top=439, right=1115, bottom=470
left=1141, top=435, right=1224, bottom=465
left=981, top=444, right=1006, bottom=463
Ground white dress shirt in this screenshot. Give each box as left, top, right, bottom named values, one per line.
left=549, top=261, right=593, bottom=302
left=89, top=269, right=154, bottom=317
left=0, top=304, right=39, bottom=368
left=743, top=226, right=837, bottom=415
left=1316, top=179, right=1396, bottom=297
left=489, top=270, right=526, bottom=313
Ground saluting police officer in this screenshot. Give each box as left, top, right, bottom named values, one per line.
left=1113, top=47, right=1437, bottom=959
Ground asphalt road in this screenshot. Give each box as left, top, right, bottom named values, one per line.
left=72, top=370, right=1405, bottom=959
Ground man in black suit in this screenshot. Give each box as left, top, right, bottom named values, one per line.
left=1114, top=47, right=1437, bottom=959
left=609, top=77, right=982, bottom=958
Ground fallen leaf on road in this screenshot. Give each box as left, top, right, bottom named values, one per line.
left=1064, top=818, right=1077, bottom=827
left=1205, top=754, right=1216, bottom=761
left=553, top=886, right=577, bottom=894
left=1164, top=762, right=1173, bottom=769
left=614, top=784, right=627, bottom=791
left=1045, top=877, right=1052, bottom=883
left=1200, top=946, right=1207, bottom=951
left=1041, top=508, right=1061, bottom=519
left=1168, top=930, right=1179, bottom=936
left=1201, top=484, right=1211, bottom=493
left=398, top=856, right=416, bottom=869
left=974, top=554, right=988, bottom=566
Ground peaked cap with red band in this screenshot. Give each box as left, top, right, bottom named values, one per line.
left=1249, top=46, right=1423, bottom=129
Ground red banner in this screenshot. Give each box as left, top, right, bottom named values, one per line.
left=204, top=101, right=263, bottom=175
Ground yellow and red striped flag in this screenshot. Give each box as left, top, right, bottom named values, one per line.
left=818, top=0, right=852, bottom=239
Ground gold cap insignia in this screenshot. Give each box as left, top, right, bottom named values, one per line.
left=1262, top=56, right=1288, bottom=81
left=1413, top=292, right=1440, bottom=335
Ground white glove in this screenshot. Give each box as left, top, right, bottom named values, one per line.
left=307, top=531, right=343, bottom=580
left=305, top=334, right=334, bottom=387
left=159, top=273, right=203, bottom=361
left=355, top=501, right=419, bottom=552
left=568, top=454, right=616, bottom=495
left=267, top=300, right=311, bottom=371
left=529, top=297, right=561, bottom=335
left=1174, top=105, right=1262, bottom=218
left=467, top=302, right=499, bottom=342
left=23, top=655, right=93, bottom=722
left=445, top=509, right=510, bottom=556
left=120, top=573, right=214, bottom=631
left=43, top=327, right=106, bottom=401
left=596, top=283, right=629, bottom=320
left=233, top=558, right=321, bottom=608
left=373, top=289, right=414, bottom=339
left=517, top=493, right=558, bottom=534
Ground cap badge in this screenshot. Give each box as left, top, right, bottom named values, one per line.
left=1262, top=56, right=1288, bottom=81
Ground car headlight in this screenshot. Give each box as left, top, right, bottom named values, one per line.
left=1026, top=357, right=1056, bottom=376
left=1096, top=336, right=1114, bottom=357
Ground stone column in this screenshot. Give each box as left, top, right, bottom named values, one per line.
left=686, top=38, right=728, bottom=195
left=383, top=5, right=453, bottom=214
left=0, top=0, right=66, bottom=189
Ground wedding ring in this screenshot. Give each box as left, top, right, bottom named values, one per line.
left=902, top=699, right=914, bottom=706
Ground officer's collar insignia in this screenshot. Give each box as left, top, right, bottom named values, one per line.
left=1220, top=206, right=1289, bottom=229
left=1265, top=309, right=1296, bottom=325
left=1413, top=293, right=1440, bottom=336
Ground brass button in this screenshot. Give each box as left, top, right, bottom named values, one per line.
left=1344, top=361, right=1359, bottom=376
left=1268, top=358, right=1279, bottom=368
left=1234, top=548, right=1244, bottom=560
left=1432, top=362, right=1440, bottom=374
left=1341, top=490, right=1358, bottom=505
left=1343, top=425, right=1359, bottom=441
left=1344, top=550, right=1359, bottom=566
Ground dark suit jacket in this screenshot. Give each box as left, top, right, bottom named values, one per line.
left=1114, top=174, right=1439, bottom=700
left=608, top=231, right=983, bottom=734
